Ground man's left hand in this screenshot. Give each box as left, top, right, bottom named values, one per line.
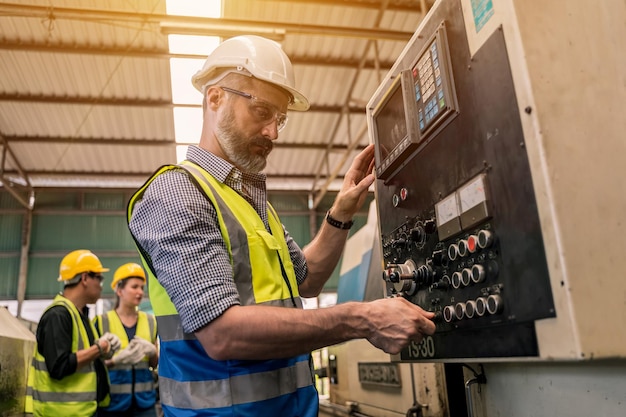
left=331, top=143, right=375, bottom=221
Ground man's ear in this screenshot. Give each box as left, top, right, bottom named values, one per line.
left=206, top=86, right=224, bottom=110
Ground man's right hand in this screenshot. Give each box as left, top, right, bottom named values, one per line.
left=364, top=297, right=436, bottom=355
left=98, top=332, right=121, bottom=358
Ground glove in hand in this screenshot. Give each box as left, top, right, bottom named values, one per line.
left=132, top=336, right=157, bottom=358
left=95, top=332, right=121, bottom=359
left=112, top=342, right=145, bottom=365
left=100, top=332, right=121, bottom=353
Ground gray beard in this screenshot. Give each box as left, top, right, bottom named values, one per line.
left=215, top=107, right=272, bottom=173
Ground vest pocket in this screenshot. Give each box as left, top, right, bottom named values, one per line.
left=248, top=230, right=286, bottom=303
left=254, top=229, right=281, bottom=250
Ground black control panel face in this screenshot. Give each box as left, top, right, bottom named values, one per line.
left=371, top=0, right=555, bottom=360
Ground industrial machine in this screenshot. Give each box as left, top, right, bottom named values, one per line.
left=367, top=0, right=626, bottom=362
left=326, top=1, right=625, bottom=415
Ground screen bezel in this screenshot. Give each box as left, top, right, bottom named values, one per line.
left=371, top=69, right=421, bottom=181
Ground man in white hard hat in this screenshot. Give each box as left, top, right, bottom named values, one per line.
left=25, top=250, right=121, bottom=416
left=128, top=35, right=435, bottom=416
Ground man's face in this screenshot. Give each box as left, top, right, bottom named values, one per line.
left=215, top=104, right=273, bottom=173
left=213, top=81, right=290, bottom=173
left=84, top=272, right=104, bottom=304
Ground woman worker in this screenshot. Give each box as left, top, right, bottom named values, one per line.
left=94, top=263, right=159, bottom=417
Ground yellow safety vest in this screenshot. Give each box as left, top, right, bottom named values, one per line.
left=127, top=161, right=318, bottom=416
left=25, top=294, right=108, bottom=416
left=94, top=310, right=157, bottom=411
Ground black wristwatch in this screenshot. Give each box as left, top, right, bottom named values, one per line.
left=325, top=210, right=354, bottom=230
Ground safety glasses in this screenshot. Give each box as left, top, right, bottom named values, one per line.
left=87, top=272, right=104, bottom=282
left=221, top=86, right=288, bottom=132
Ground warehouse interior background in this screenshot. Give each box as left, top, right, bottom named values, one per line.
left=2, top=1, right=626, bottom=417
left=0, top=0, right=434, bottom=320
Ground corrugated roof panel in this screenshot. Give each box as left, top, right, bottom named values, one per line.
left=0, top=102, right=174, bottom=139
left=283, top=111, right=342, bottom=146
left=9, top=141, right=175, bottom=174
left=264, top=147, right=362, bottom=181
left=0, top=0, right=432, bottom=191
left=0, top=51, right=170, bottom=100
left=297, top=66, right=358, bottom=107
left=13, top=0, right=166, bottom=13
left=76, top=106, right=174, bottom=139
left=265, top=148, right=324, bottom=177
left=0, top=102, right=90, bottom=136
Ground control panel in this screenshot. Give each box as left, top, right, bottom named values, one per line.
left=367, top=0, right=555, bottom=360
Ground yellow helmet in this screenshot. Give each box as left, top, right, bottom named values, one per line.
left=111, top=263, right=146, bottom=291
left=58, top=250, right=109, bottom=282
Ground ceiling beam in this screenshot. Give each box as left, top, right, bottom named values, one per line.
left=2, top=135, right=365, bottom=151
left=0, top=93, right=173, bottom=107
left=0, top=135, right=34, bottom=209
left=0, top=40, right=398, bottom=70
left=0, top=93, right=366, bottom=113
left=0, top=3, right=414, bottom=41
left=263, top=0, right=427, bottom=13
left=2, top=169, right=344, bottom=182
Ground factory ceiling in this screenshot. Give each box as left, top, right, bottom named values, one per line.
left=0, top=0, right=432, bottom=210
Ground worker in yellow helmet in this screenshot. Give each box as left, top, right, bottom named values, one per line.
left=26, top=249, right=121, bottom=417
left=94, top=262, right=159, bottom=417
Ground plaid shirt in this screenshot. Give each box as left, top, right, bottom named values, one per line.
left=129, top=145, right=308, bottom=333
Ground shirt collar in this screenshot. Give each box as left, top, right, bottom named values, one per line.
left=185, top=145, right=267, bottom=185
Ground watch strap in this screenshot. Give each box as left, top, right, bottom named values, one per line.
left=325, top=210, right=354, bottom=230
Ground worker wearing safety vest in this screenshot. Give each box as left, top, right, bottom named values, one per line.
left=25, top=250, right=121, bottom=417
left=94, top=263, right=159, bottom=417
left=127, top=35, right=435, bottom=417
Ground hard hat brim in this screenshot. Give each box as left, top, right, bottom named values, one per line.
left=192, top=68, right=310, bottom=112
left=281, top=86, right=310, bottom=112
left=57, top=266, right=110, bottom=281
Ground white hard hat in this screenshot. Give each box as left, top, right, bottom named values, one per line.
left=191, top=35, right=310, bottom=111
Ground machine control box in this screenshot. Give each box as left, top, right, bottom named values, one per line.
left=367, top=0, right=555, bottom=360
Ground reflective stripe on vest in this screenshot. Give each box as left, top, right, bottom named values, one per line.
left=95, top=310, right=157, bottom=411
left=127, top=163, right=318, bottom=416
left=26, top=295, right=101, bottom=417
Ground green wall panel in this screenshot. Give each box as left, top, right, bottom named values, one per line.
left=31, top=214, right=136, bottom=251
left=83, top=192, right=128, bottom=211
left=0, top=257, right=19, bottom=299
left=25, top=255, right=143, bottom=299
left=268, top=194, right=309, bottom=212
left=0, top=214, right=22, bottom=251
left=280, top=215, right=311, bottom=249
left=25, top=257, right=64, bottom=298
left=1, top=190, right=376, bottom=299
left=34, top=191, right=79, bottom=210
left=0, top=190, right=28, bottom=209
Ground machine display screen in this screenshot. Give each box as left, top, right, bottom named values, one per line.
left=372, top=70, right=420, bottom=180
left=370, top=25, right=458, bottom=182
left=374, top=79, right=407, bottom=163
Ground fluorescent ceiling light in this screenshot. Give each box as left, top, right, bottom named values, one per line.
left=166, top=0, right=221, bottom=18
